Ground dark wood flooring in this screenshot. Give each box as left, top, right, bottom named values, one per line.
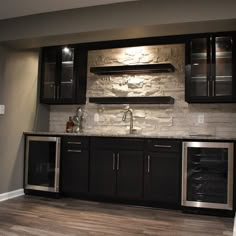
left=0, top=196, right=233, bottom=236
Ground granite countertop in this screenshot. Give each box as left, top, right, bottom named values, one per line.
left=23, top=131, right=236, bottom=141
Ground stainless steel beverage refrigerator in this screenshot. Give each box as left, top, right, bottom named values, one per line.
left=25, top=136, right=61, bottom=193
left=182, top=141, right=234, bottom=210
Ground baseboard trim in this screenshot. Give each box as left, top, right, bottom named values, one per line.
left=0, top=189, right=24, bottom=202
left=233, top=213, right=236, bottom=236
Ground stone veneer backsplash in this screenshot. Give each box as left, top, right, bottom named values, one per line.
left=49, top=44, right=236, bottom=138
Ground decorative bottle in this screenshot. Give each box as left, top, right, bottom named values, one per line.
left=66, top=116, right=74, bottom=133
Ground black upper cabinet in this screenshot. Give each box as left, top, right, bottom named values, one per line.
left=116, top=150, right=143, bottom=199
left=185, top=33, right=236, bottom=103
left=90, top=149, right=117, bottom=197
left=40, top=46, right=87, bottom=104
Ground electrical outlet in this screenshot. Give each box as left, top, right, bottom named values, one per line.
left=198, top=114, right=204, bottom=124
left=94, top=113, right=99, bottom=122
left=0, top=105, right=5, bottom=115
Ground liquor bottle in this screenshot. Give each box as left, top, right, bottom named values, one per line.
left=66, top=116, right=74, bottom=133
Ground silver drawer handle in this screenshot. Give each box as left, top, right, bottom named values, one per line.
left=67, top=141, right=82, bottom=145
left=57, top=85, right=59, bottom=98
left=117, top=152, right=120, bottom=171
left=112, top=153, right=115, bottom=170
left=147, top=155, right=150, bottom=173
left=208, top=80, right=210, bottom=96
left=212, top=80, right=215, bottom=96
left=154, top=144, right=172, bottom=148
left=67, top=149, right=82, bottom=153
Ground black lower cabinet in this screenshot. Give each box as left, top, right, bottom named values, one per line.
left=144, top=152, right=180, bottom=204
left=144, top=140, right=181, bottom=207
left=60, top=136, right=181, bottom=209
left=90, top=137, right=144, bottom=200
left=90, top=150, right=116, bottom=197
left=116, top=150, right=143, bottom=199
left=61, top=136, right=89, bottom=194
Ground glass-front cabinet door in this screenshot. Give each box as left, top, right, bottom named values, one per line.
left=182, top=142, right=234, bottom=210
left=189, top=38, right=209, bottom=97
left=60, top=47, right=75, bottom=100
left=40, top=46, right=76, bottom=104
left=214, top=36, right=233, bottom=97
left=185, top=33, right=235, bottom=103
left=41, top=47, right=58, bottom=100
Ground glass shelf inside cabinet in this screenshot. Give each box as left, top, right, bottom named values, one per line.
left=215, top=76, right=232, bottom=82
left=62, top=61, right=74, bottom=65
left=191, top=53, right=207, bottom=59
left=216, top=51, right=232, bottom=59
left=191, top=76, right=207, bottom=81
left=61, top=81, right=73, bottom=84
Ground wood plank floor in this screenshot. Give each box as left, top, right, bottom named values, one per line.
left=0, top=196, right=233, bottom=236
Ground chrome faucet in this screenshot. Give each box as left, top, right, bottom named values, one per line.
left=122, top=108, right=134, bottom=134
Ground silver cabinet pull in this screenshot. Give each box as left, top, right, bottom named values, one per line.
left=112, top=153, right=115, bottom=170
left=117, top=153, right=120, bottom=171
left=154, top=144, right=171, bottom=148
left=53, top=85, right=56, bottom=99
left=67, top=141, right=82, bottom=145
left=57, top=85, right=60, bottom=99
left=67, top=149, right=82, bottom=153
left=212, top=80, right=215, bottom=96
left=208, top=80, right=210, bottom=97
left=147, top=155, right=150, bottom=173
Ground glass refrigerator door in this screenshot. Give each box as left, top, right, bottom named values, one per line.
left=187, top=147, right=228, bottom=204
left=25, top=136, right=60, bottom=192
left=182, top=142, right=233, bottom=210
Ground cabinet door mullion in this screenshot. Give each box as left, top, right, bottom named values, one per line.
left=211, top=36, right=216, bottom=97
left=56, top=47, right=62, bottom=100
left=233, top=34, right=236, bottom=100
left=207, top=36, right=212, bottom=97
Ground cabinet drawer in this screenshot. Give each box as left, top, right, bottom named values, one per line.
left=147, top=139, right=181, bottom=153
left=63, top=136, right=89, bottom=149
left=91, top=137, right=144, bottom=150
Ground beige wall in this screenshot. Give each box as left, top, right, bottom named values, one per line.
left=0, top=46, right=49, bottom=194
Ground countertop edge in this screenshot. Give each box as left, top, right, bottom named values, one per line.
left=23, top=131, right=236, bottom=141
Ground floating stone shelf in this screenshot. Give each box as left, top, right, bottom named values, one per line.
left=89, top=96, right=175, bottom=104
left=90, top=63, right=175, bottom=75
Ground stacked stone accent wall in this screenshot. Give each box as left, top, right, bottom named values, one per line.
left=49, top=44, right=236, bottom=138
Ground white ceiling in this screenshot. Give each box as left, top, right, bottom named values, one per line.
left=0, top=0, right=137, bottom=20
